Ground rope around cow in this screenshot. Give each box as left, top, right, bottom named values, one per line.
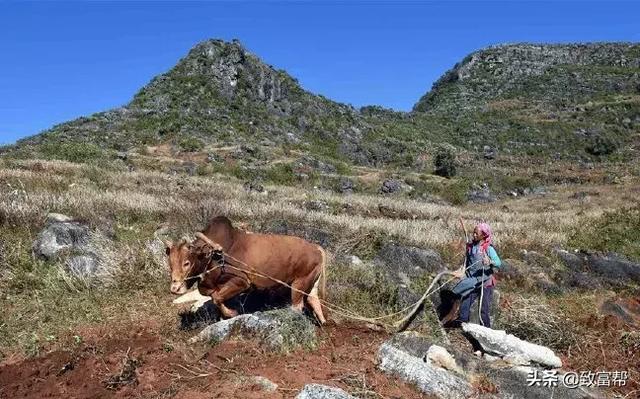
left=189, top=232, right=483, bottom=332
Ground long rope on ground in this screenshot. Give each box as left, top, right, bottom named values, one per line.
left=212, top=249, right=482, bottom=332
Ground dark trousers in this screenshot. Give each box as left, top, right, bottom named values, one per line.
left=458, top=285, right=494, bottom=328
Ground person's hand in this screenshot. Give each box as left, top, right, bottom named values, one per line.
left=482, top=255, right=491, bottom=266
left=452, top=268, right=465, bottom=279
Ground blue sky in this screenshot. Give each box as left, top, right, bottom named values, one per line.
left=1, top=1, right=639, bottom=145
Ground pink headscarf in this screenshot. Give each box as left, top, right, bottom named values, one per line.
left=476, top=222, right=495, bottom=287
left=476, top=222, right=492, bottom=254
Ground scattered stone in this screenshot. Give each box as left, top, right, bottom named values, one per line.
left=381, top=179, right=400, bottom=194
left=483, top=145, right=497, bottom=160
left=380, top=179, right=403, bottom=194
left=484, top=365, right=605, bottom=399
left=337, top=178, right=355, bottom=194
left=467, top=183, right=495, bottom=203
left=296, top=384, right=356, bottom=399
left=189, top=308, right=317, bottom=352
left=349, top=255, right=363, bottom=267
left=599, top=296, right=640, bottom=327
left=425, top=344, right=463, bottom=374
left=461, top=323, right=562, bottom=368
left=243, top=180, right=265, bottom=193
left=377, top=332, right=472, bottom=398
left=378, top=332, right=603, bottom=399
left=242, top=375, right=278, bottom=392
left=305, top=200, right=330, bottom=212
left=32, top=213, right=119, bottom=284
left=266, top=220, right=332, bottom=248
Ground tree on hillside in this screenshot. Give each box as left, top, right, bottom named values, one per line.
left=433, top=143, right=457, bottom=178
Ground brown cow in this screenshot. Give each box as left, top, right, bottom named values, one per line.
left=165, top=216, right=327, bottom=324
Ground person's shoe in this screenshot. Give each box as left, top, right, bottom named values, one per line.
left=443, top=319, right=464, bottom=329
left=440, top=299, right=461, bottom=326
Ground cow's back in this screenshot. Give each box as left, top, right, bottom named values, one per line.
left=229, top=231, right=322, bottom=285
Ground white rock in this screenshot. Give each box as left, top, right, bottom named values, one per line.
left=425, top=345, right=463, bottom=374
left=462, top=323, right=562, bottom=368
left=296, top=384, right=356, bottom=399
left=378, top=341, right=472, bottom=398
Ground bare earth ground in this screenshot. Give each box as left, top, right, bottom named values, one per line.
left=0, top=320, right=430, bottom=399
left=1, top=159, right=639, bottom=398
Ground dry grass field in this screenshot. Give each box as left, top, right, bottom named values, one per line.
left=0, top=158, right=639, bottom=397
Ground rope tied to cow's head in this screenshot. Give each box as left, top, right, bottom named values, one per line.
left=192, top=232, right=252, bottom=286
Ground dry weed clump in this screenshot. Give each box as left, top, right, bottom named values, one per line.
left=497, top=294, right=578, bottom=351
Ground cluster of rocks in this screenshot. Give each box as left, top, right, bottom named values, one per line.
left=32, top=213, right=119, bottom=284
left=190, top=308, right=317, bottom=352
left=554, top=248, right=640, bottom=290
left=500, top=247, right=640, bottom=295
left=380, top=178, right=413, bottom=194
left=185, top=304, right=603, bottom=398
left=377, top=327, right=603, bottom=399
left=467, top=182, right=548, bottom=204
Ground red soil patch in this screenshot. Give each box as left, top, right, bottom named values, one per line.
left=0, top=321, right=431, bottom=399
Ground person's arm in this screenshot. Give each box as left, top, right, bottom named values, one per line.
left=487, top=246, right=502, bottom=269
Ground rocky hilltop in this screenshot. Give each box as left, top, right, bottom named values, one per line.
left=15, top=39, right=363, bottom=153
left=414, top=43, right=640, bottom=112
left=5, top=40, right=640, bottom=165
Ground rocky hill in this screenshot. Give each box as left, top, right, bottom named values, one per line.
left=414, top=43, right=640, bottom=112
left=4, top=40, right=640, bottom=166
left=385, top=43, right=640, bottom=161
left=10, top=39, right=365, bottom=159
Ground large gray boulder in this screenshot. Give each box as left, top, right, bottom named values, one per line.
left=378, top=332, right=604, bottom=399
left=295, top=384, right=356, bottom=399
left=554, top=248, right=640, bottom=288
left=462, top=323, right=562, bottom=368
left=33, top=213, right=90, bottom=259
left=32, top=213, right=119, bottom=284
left=374, top=242, right=445, bottom=282
left=377, top=332, right=473, bottom=398
left=189, top=308, right=317, bottom=352
left=265, top=219, right=332, bottom=248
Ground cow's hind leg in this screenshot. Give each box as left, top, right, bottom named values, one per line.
left=290, top=278, right=306, bottom=313
left=307, top=275, right=326, bottom=324
left=211, top=277, right=250, bottom=319
left=290, top=271, right=326, bottom=325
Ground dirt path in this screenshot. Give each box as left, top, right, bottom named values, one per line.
left=0, top=321, right=429, bottom=399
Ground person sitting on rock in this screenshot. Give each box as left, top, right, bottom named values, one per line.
left=449, top=222, right=502, bottom=328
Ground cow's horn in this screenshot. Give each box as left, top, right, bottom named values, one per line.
left=195, top=232, right=223, bottom=251
left=163, top=240, right=173, bottom=249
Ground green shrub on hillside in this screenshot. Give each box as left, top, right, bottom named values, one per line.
left=433, top=144, right=457, bottom=178
left=585, top=134, right=619, bottom=157
left=568, top=205, right=640, bottom=261
left=266, top=163, right=297, bottom=185
left=40, top=142, right=104, bottom=163
left=179, top=137, right=204, bottom=152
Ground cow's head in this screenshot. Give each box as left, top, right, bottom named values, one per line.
left=165, top=234, right=224, bottom=295
left=164, top=238, right=200, bottom=295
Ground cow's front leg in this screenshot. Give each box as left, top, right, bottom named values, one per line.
left=211, top=277, right=250, bottom=319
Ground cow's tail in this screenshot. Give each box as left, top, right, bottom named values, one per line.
left=313, top=246, right=327, bottom=302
